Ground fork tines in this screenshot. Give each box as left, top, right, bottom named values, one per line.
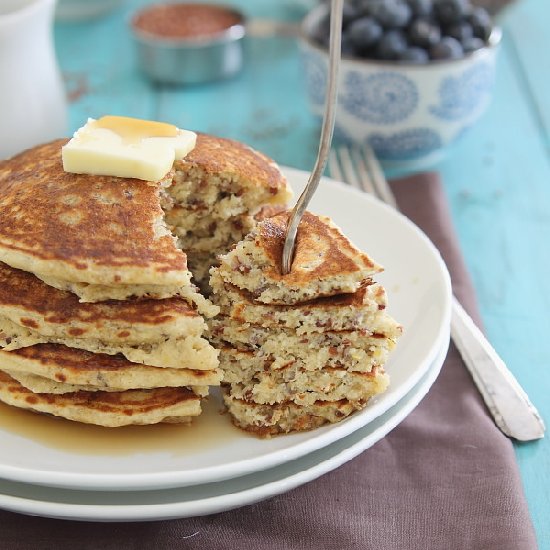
left=329, top=145, right=397, bottom=209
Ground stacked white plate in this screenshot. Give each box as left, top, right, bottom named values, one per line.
left=0, top=169, right=452, bottom=522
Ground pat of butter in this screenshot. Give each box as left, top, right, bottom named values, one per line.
left=62, top=116, right=196, bottom=182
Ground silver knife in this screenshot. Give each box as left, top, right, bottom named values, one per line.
left=451, top=296, right=545, bottom=441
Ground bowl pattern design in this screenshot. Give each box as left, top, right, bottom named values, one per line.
left=429, top=62, right=495, bottom=121
left=303, top=50, right=327, bottom=107
left=340, top=71, right=418, bottom=124
left=368, top=128, right=443, bottom=160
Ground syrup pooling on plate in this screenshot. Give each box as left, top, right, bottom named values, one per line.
left=0, top=396, right=242, bottom=456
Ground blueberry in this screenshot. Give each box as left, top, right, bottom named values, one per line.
left=342, top=3, right=361, bottom=27
left=340, top=32, right=358, bottom=57
left=408, top=18, right=441, bottom=48
left=445, top=21, right=474, bottom=42
left=352, top=0, right=382, bottom=16
left=433, top=0, right=469, bottom=25
left=375, top=29, right=408, bottom=60
left=311, top=12, right=331, bottom=47
left=368, top=0, right=412, bottom=28
left=310, top=0, right=484, bottom=62
left=429, top=36, right=464, bottom=59
left=462, top=36, right=485, bottom=53
left=348, top=16, right=383, bottom=51
left=399, top=46, right=429, bottom=63
left=468, top=7, right=493, bottom=41
left=468, top=6, right=492, bottom=26
left=407, top=0, right=433, bottom=17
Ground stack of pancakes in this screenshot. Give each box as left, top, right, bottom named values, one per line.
left=0, top=135, right=290, bottom=427
left=209, top=212, right=402, bottom=436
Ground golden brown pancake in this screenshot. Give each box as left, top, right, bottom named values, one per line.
left=210, top=273, right=388, bottom=333
left=257, top=211, right=380, bottom=280
left=0, top=343, right=221, bottom=390
left=214, top=211, right=383, bottom=304
left=0, top=134, right=291, bottom=297
left=0, top=314, right=219, bottom=371
left=0, top=139, right=187, bottom=286
left=0, top=261, right=205, bottom=344
left=178, top=133, right=289, bottom=197
left=0, top=370, right=201, bottom=427
left=222, top=388, right=367, bottom=437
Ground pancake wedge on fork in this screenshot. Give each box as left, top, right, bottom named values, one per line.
left=214, top=211, right=382, bottom=304
left=209, top=211, right=402, bottom=437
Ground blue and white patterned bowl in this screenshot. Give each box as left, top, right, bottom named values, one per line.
left=300, top=4, right=501, bottom=169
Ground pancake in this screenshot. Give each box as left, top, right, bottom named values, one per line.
left=173, top=133, right=291, bottom=213
left=1, top=370, right=209, bottom=397
left=0, top=261, right=212, bottom=344
left=210, top=272, right=387, bottom=333
left=210, top=315, right=400, bottom=355
left=214, top=211, right=382, bottom=304
left=212, top=335, right=393, bottom=375
left=226, top=365, right=389, bottom=406
left=0, top=140, right=188, bottom=288
left=0, top=370, right=201, bottom=427
left=0, top=344, right=221, bottom=390
left=216, top=341, right=389, bottom=374
left=222, top=388, right=367, bottom=437
left=36, top=274, right=217, bottom=312
left=0, top=316, right=218, bottom=370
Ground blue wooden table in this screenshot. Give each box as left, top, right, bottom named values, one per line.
left=55, top=0, right=550, bottom=545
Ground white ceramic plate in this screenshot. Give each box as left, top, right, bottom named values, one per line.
left=0, top=168, right=451, bottom=491
left=0, top=334, right=449, bottom=522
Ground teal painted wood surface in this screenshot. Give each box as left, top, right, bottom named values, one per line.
left=54, top=0, right=549, bottom=545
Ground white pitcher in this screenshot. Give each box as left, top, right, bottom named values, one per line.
left=0, top=0, right=67, bottom=159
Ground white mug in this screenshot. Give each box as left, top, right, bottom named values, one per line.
left=0, top=0, right=67, bottom=159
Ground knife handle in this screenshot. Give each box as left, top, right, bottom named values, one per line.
left=450, top=296, right=545, bottom=441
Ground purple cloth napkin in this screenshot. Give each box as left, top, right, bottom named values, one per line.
left=0, top=173, right=537, bottom=550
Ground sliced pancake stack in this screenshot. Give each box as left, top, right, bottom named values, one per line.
left=209, top=212, right=402, bottom=436
left=0, top=137, right=290, bottom=427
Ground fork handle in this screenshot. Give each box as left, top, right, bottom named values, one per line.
left=450, top=296, right=545, bottom=441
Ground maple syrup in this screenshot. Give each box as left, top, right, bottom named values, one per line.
left=0, top=394, right=243, bottom=457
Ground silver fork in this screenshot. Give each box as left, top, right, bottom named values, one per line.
left=329, top=145, right=545, bottom=441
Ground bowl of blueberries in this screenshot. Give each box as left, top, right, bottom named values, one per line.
left=301, top=0, right=501, bottom=168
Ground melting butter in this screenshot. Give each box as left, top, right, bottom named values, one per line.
left=93, top=115, right=178, bottom=141
left=62, top=116, right=196, bottom=182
